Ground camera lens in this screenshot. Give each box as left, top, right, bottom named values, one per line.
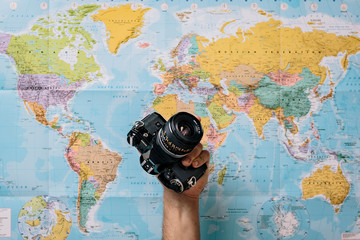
left=155, top=112, right=203, bottom=160
left=178, top=121, right=193, bottom=137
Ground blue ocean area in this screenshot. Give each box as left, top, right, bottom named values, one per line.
left=0, top=61, right=52, bottom=197
left=0, top=55, right=66, bottom=240
left=312, top=57, right=360, bottom=154
left=0, top=56, right=17, bottom=90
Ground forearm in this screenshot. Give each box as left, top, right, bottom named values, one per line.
left=162, top=190, right=200, bottom=240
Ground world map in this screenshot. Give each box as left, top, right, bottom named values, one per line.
left=0, top=1, right=360, bottom=239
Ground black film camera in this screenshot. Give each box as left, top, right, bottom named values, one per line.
left=127, top=112, right=207, bottom=193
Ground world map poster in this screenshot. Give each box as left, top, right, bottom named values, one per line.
left=0, top=0, right=360, bottom=239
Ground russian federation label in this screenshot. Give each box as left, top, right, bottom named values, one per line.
left=0, top=208, right=11, bottom=238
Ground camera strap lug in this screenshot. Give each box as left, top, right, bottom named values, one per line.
left=134, top=120, right=144, bottom=128
left=140, top=155, right=158, bottom=175
left=187, top=176, right=197, bottom=187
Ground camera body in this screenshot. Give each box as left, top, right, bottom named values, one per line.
left=127, top=112, right=207, bottom=193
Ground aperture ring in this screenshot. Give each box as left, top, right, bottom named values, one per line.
left=156, top=129, right=187, bottom=159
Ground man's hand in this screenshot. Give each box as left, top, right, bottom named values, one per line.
left=179, top=143, right=210, bottom=199
left=162, top=143, right=210, bottom=240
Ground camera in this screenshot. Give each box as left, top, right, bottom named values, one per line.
left=127, top=112, right=207, bottom=193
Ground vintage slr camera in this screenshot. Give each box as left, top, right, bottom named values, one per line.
left=127, top=112, right=207, bottom=193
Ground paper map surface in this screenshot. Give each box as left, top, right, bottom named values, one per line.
left=0, top=1, right=360, bottom=239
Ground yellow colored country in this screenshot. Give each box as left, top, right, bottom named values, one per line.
left=302, top=165, right=350, bottom=212
left=200, top=117, right=228, bottom=151
left=92, top=4, right=150, bottom=54
left=220, top=20, right=236, bottom=34
left=248, top=98, right=273, bottom=138
left=25, top=219, right=41, bottom=227
left=196, top=18, right=360, bottom=86
left=79, top=162, right=94, bottom=181
left=42, top=210, right=72, bottom=240
left=152, top=94, right=179, bottom=120
left=208, top=94, right=237, bottom=130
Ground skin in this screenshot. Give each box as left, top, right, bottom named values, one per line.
left=162, top=143, right=211, bottom=240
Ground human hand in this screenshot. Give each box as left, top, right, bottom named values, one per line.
left=162, top=143, right=210, bottom=240
left=162, top=143, right=210, bottom=200
left=180, top=143, right=210, bottom=198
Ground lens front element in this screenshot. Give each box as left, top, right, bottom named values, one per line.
left=178, top=121, right=193, bottom=137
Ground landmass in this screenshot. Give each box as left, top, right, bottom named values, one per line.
left=151, top=17, right=360, bottom=190
left=92, top=3, right=150, bottom=54
left=301, top=165, right=350, bottom=213
left=218, top=166, right=227, bottom=185
left=274, top=208, right=299, bottom=238
left=18, top=74, right=83, bottom=109
left=4, top=5, right=102, bottom=128
left=195, top=18, right=360, bottom=86
left=65, top=132, right=122, bottom=231
left=176, top=11, right=192, bottom=22
left=220, top=64, right=263, bottom=88
left=6, top=33, right=100, bottom=83
left=42, top=209, right=72, bottom=240
left=25, top=219, right=41, bottom=227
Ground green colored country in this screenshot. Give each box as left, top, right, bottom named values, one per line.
left=69, top=26, right=96, bottom=50
left=6, top=4, right=102, bottom=83
left=152, top=97, right=162, bottom=107
left=253, top=67, right=320, bottom=118
left=230, top=80, right=247, bottom=92
left=284, top=119, right=294, bottom=130
left=337, top=153, right=350, bottom=163
left=218, top=166, right=227, bottom=185
left=75, top=132, right=91, bottom=147
left=207, top=102, right=233, bottom=129
left=31, top=24, right=55, bottom=38
left=191, top=68, right=211, bottom=80
left=228, top=85, right=243, bottom=96
left=68, top=4, right=101, bottom=23
left=157, top=58, right=166, bottom=72
left=188, top=35, right=199, bottom=55
left=6, top=34, right=100, bottom=83
left=79, top=180, right=98, bottom=228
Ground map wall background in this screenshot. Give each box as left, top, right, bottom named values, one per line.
left=0, top=0, right=360, bottom=239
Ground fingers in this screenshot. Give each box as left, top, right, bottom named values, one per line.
left=182, top=143, right=203, bottom=167
left=191, top=149, right=210, bottom=168
left=182, top=143, right=210, bottom=168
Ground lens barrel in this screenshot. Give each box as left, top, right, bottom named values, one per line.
left=155, top=112, right=203, bottom=160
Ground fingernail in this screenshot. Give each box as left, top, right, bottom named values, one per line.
left=183, top=158, right=191, bottom=164
left=193, top=161, right=199, bottom=167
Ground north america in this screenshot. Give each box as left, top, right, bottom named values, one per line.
left=0, top=3, right=150, bottom=233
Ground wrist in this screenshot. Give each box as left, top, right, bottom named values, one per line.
left=163, top=188, right=200, bottom=205
left=162, top=189, right=200, bottom=240
left=163, top=189, right=200, bottom=218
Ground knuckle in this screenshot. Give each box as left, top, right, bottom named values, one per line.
left=195, top=143, right=203, bottom=152
left=203, top=150, right=210, bottom=159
